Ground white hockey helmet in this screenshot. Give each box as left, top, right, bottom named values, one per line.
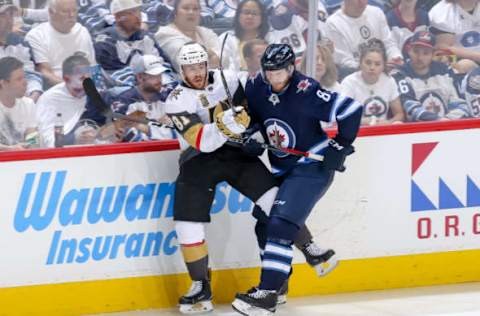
left=177, top=42, right=209, bottom=85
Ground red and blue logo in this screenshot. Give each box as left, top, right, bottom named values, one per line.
left=411, top=142, right=480, bottom=212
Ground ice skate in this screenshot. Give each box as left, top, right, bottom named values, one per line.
left=232, top=287, right=277, bottom=316
left=301, top=242, right=339, bottom=276
left=178, top=279, right=213, bottom=314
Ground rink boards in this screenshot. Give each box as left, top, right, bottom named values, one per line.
left=0, top=121, right=479, bottom=315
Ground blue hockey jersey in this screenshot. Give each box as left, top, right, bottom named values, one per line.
left=245, top=71, right=362, bottom=174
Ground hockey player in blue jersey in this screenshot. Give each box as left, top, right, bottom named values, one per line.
left=232, top=43, right=363, bottom=315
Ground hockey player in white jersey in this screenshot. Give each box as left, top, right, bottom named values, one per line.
left=429, top=0, right=480, bottom=63
left=165, top=42, right=338, bottom=314
left=392, top=31, right=471, bottom=121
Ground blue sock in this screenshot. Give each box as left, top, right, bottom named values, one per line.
left=259, top=240, right=293, bottom=290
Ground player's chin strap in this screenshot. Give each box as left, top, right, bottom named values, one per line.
left=82, top=77, right=324, bottom=162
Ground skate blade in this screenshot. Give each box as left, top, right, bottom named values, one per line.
left=276, top=294, right=287, bottom=305
left=232, top=299, right=274, bottom=316
left=315, top=256, right=339, bottom=277
left=179, top=301, right=213, bottom=314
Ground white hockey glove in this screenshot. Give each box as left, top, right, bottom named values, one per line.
left=215, top=106, right=250, bottom=139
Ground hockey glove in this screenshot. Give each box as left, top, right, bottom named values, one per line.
left=323, top=137, right=355, bottom=172
left=242, top=137, right=265, bottom=156
left=215, top=106, right=251, bottom=139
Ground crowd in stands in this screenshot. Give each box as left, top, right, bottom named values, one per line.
left=0, top=0, right=479, bottom=150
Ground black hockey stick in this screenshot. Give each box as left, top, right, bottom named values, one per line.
left=82, top=78, right=324, bottom=161
left=82, top=78, right=164, bottom=127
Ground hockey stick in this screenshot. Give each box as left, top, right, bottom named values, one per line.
left=82, top=78, right=164, bottom=127
left=219, top=32, right=239, bottom=113
left=82, top=78, right=324, bottom=162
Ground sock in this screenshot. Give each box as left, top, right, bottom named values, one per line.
left=181, top=241, right=209, bottom=281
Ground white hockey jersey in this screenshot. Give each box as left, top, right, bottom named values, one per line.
left=165, top=70, right=241, bottom=155
left=325, top=5, right=402, bottom=69
left=341, top=71, right=399, bottom=121
left=397, top=61, right=469, bottom=118
left=268, top=1, right=328, bottom=63
left=429, top=0, right=480, bottom=52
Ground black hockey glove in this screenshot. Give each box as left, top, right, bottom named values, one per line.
left=323, top=137, right=355, bottom=172
left=242, top=137, right=265, bottom=156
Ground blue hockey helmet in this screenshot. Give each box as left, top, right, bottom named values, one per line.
left=261, top=43, right=295, bottom=72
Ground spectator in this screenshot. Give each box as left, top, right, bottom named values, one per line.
left=243, top=38, right=268, bottom=77
left=341, top=38, right=405, bottom=125
left=268, top=0, right=329, bottom=63
left=84, top=54, right=176, bottom=141
left=386, top=0, right=430, bottom=51
left=325, top=0, right=402, bottom=77
left=0, top=0, right=43, bottom=102
left=155, top=0, right=221, bottom=71
left=392, top=31, right=471, bottom=121
left=300, top=41, right=341, bottom=92
left=0, top=57, right=39, bottom=151
left=219, top=0, right=270, bottom=72
left=36, top=53, right=96, bottom=147
left=429, top=0, right=480, bottom=63
left=25, top=0, right=96, bottom=87
left=459, top=67, right=480, bottom=117
left=94, top=0, right=173, bottom=84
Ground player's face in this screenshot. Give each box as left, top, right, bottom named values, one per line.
left=115, top=7, right=142, bottom=34
left=315, top=49, right=327, bottom=81
left=265, top=67, right=292, bottom=92
left=49, top=0, right=78, bottom=33
left=0, top=9, right=15, bottom=36
left=0, top=68, right=27, bottom=98
left=182, top=62, right=208, bottom=89
left=140, top=73, right=163, bottom=93
left=408, top=45, right=434, bottom=75
left=175, top=0, right=201, bottom=30
left=360, top=51, right=384, bottom=84
left=239, top=1, right=262, bottom=32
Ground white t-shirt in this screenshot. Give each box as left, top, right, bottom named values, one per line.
left=0, top=97, right=37, bottom=145
left=36, top=83, right=87, bottom=147
left=325, top=5, right=401, bottom=69
left=429, top=0, right=480, bottom=52
left=25, top=22, right=96, bottom=77
left=341, top=71, right=399, bottom=121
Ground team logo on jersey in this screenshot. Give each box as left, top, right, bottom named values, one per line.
left=461, top=31, right=480, bottom=48
left=169, top=88, right=183, bottom=100
left=363, top=96, right=387, bottom=117
left=268, top=93, right=280, bottom=106
left=264, top=118, right=296, bottom=157
left=198, top=94, right=210, bottom=108
left=296, top=79, right=311, bottom=93
left=420, top=92, right=445, bottom=116
left=359, top=26, right=371, bottom=39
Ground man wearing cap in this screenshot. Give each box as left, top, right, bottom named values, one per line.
left=25, top=0, right=96, bottom=87
left=93, top=0, right=173, bottom=83
left=36, top=53, right=97, bottom=147
left=82, top=54, right=176, bottom=142
left=0, top=0, right=43, bottom=102
left=391, top=31, right=471, bottom=121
